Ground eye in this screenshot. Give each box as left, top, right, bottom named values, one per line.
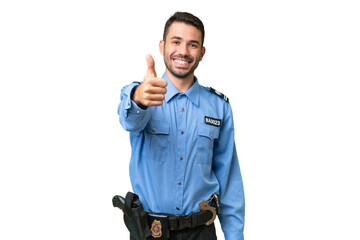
left=173, top=41, right=180, bottom=45
left=190, top=43, right=198, bottom=48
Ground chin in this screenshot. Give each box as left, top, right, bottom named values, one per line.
left=170, top=69, right=192, bottom=79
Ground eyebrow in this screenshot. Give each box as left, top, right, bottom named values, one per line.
left=170, top=36, right=200, bottom=45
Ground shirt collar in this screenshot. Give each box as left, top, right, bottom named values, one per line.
left=163, top=73, right=200, bottom=107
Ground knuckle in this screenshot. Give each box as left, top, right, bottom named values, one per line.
left=144, top=77, right=152, bottom=85
left=143, top=85, right=151, bottom=93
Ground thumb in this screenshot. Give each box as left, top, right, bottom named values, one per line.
left=146, top=54, right=157, bottom=77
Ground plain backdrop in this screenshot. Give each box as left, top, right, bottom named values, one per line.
left=1, top=0, right=359, bottom=239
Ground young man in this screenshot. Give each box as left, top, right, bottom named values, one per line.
left=118, top=12, right=245, bottom=240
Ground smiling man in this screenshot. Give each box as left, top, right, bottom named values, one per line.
left=118, top=12, right=245, bottom=240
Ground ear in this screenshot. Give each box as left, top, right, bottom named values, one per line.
left=159, top=40, right=165, bottom=56
left=199, top=46, right=206, bottom=61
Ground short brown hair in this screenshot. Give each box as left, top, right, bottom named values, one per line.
left=163, top=12, right=205, bottom=46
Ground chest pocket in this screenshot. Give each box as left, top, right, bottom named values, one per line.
left=144, top=120, right=170, bottom=162
left=197, top=124, right=220, bottom=164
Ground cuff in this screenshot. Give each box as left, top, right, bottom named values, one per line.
left=224, top=230, right=244, bottom=240
left=124, top=88, right=149, bottom=119
left=119, top=82, right=151, bottom=132
left=127, top=99, right=148, bottom=115
left=124, top=83, right=140, bottom=110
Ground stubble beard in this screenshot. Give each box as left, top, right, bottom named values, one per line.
left=163, top=51, right=200, bottom=79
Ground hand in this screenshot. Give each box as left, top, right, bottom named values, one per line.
left=132, top=54, right=168, bottom=107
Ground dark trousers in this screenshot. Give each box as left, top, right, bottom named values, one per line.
left=130, top=223, right=217, bottom=240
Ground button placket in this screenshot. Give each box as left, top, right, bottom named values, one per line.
left=174, top=95, right=186, bottom=212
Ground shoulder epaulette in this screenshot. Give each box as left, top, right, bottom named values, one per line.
left=209, top=87, right=229, bottom=102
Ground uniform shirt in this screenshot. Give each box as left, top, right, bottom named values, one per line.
left=118, top=73, right=245, bottom=240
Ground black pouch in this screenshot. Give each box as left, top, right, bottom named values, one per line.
left=116, top=192, right=151, bottom=240
left=147, top=214, right=169, bottom=240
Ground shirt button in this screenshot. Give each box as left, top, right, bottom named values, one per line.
left=176, top=207, right=180, bottom=210
left=178, top=181, right=182, bottom=185
left=136, top=111, right=140, bottom=114
left=181, top=130, right=184, bottom=135
left=211, top=133, right=214, bottom=138
left=152, top=128, right=156, bottom=132
left=180, top=157, right=183, bottom=160
left=181, top=108, right=185, bottom=112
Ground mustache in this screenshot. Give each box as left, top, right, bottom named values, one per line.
left=171, top=54, right=193, bottom=63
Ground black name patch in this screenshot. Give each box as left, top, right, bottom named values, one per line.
left=205, top=116, right=222, bottom=127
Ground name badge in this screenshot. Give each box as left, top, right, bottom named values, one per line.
left=205, top=116, right=221, bottom=127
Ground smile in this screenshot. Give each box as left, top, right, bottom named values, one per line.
left=172, top=57, right=192, bottom=68
left=174, top=59, right=189, bottom=65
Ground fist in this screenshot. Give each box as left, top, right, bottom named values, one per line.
left=133, top=54, right=167, bottom=107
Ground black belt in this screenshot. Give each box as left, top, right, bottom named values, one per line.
left=147, top=195, right=220, bottom=231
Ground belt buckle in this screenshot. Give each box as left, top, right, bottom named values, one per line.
left=178, top=214, right=192, bottom=229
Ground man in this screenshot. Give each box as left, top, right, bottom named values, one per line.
left=118, top=12, right=245, bottom=240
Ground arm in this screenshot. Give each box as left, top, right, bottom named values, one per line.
left=213, top=103, right=245, bottom=240
left=118, top=54, right=167, bottom=132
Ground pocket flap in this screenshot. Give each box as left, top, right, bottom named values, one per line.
left=145, top=120, right=170, bottom=135
left=198, top=124, right=220, bottom=139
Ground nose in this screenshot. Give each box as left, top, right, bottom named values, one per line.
left=178, top=43, right=189, bottom=56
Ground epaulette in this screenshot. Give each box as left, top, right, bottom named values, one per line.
left=209, top=87, right=229, bottom=102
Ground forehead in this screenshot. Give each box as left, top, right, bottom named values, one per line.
left=166, top=22, right=202, bottom=42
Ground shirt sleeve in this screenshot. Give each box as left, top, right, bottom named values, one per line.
left=118, top=82, right=151, bottom=132
left=212, top=102, right=245, bottom=240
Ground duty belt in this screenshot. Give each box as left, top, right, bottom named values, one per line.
left=147, top=194, right=220, bottom=231
left=112, top=192, right=220, bottom=240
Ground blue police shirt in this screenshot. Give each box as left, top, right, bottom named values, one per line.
left=118, top=73, right=245, bottom=240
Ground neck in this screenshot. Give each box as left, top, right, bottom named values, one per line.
left=165, top=69, right=195, bottom=93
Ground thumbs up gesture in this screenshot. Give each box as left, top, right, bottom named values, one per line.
left=132, top=54, right=168, bottom=107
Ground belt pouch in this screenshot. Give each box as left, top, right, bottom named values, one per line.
left=147, top=214, right=169, bottom=240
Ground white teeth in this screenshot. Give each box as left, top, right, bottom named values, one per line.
left=174, top=59, right=188, bottom=65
